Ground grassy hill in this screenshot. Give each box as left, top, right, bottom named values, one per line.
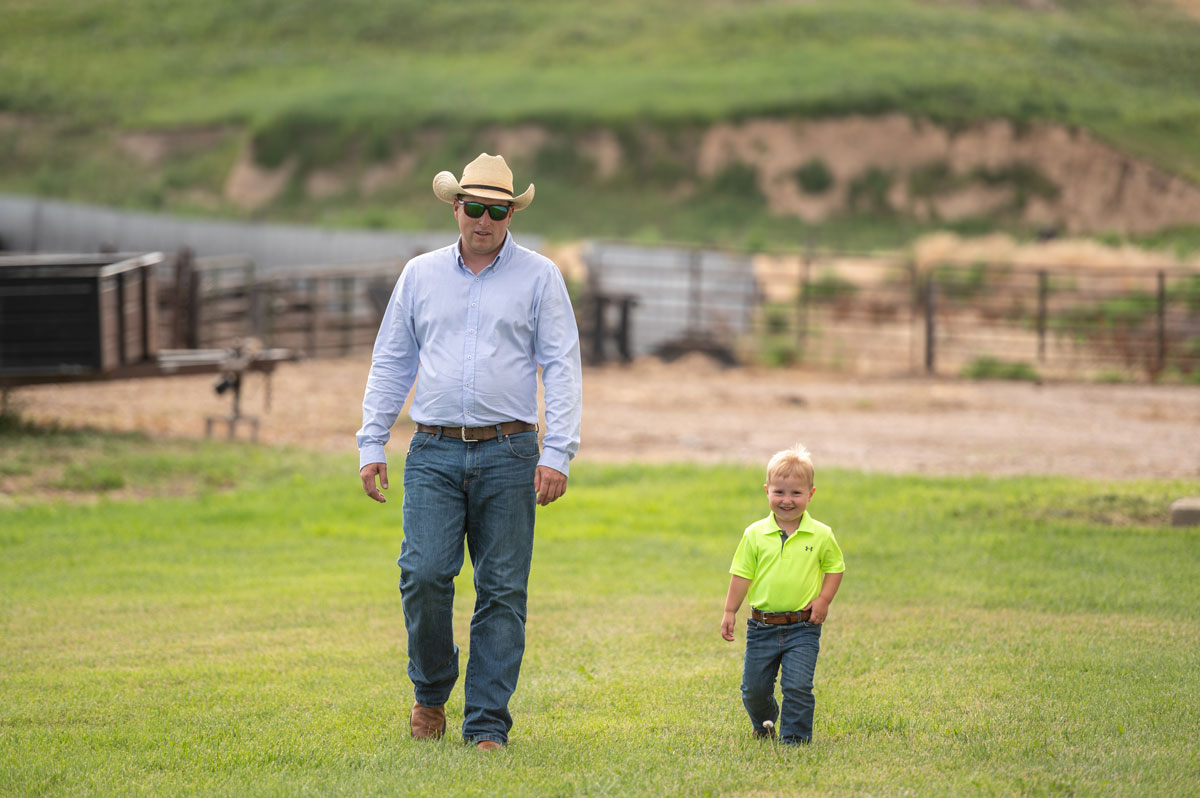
left=3, top=0, right=1200, bottom=250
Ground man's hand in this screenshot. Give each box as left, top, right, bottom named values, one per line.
left=360, top=462, right=388, bottom=503
left=534, top=465, right=567, bottom=506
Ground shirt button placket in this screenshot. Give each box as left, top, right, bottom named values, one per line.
left=463, top=273, right=482, bottom=423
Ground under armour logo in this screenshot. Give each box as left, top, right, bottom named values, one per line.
left=805, top=546, right=814, bottom=551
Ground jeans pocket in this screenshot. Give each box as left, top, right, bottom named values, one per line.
left=407, top=432, right=434, bottom=456
left=503, top=431, right=540, bottom=460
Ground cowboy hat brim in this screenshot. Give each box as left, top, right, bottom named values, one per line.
left=433, top=171, right=535, bottom=210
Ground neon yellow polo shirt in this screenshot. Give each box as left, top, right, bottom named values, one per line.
left=729, top=512, right=845, bottom=612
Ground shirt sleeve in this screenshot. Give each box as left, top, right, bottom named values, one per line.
left=729, top=529, right=758, bottom=580
left=356, top=268, right=420, bottom=468
left=534, top=264, right=582, bottom=475
left=820, top=530, right=846, bottom=575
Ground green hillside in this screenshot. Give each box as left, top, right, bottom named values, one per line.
left=3, top=0, right=1200, bottom=250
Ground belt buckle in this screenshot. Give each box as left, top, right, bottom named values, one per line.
left=460, top=425, right=472, bottom=441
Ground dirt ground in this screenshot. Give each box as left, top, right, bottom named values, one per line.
left=7, top=355, right=1198, bottom=481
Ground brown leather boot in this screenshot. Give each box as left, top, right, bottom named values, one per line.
left=476, top=740, right=503, bottom=752
left=409, top=703, right=446, bottom=739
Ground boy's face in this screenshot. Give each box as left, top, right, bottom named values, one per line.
left=764, top=472, right=816, bottom=526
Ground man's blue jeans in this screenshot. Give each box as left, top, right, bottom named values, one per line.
left=398, top=430, right=540, bottom=745
left=741, top=617, right=822, bottom=744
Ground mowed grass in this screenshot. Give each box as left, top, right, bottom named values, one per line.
left=1, top=428, right=1198, bottom=796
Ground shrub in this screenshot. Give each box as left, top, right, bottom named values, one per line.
left=847, top=167, right=893, bottom=214
left=802, top=269, right=859, bottom=303
left=961, top=356, right=1040, bottom=382
left=794, top=158, right=834, bottom=195
left=934, top=261, right=991, bottom=300
left=708, top=162, right=761, bottom=197
left=908, top=161, right=954, bottom=198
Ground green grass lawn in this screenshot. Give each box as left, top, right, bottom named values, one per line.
left=1, top=428, right=1198, bottom=796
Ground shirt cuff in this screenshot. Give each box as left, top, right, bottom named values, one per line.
left=538, top=446, right=571, bottom=477
left=359, top=443, right=387, bottom=470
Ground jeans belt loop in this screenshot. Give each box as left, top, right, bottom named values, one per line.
left=495, top=423, right=505, bottom=439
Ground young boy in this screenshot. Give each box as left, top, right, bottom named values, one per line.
left=720, top=444, right=844, bottom=745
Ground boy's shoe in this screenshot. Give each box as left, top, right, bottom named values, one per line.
left=753, top=720, right=776, bottom=740
left=409, top=703, right=446, bottom=739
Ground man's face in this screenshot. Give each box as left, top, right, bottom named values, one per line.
left=455, top=195, right=513, bottom=260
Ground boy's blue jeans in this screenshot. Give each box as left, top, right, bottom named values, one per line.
left=741, top=617, right=823, bottom=744
left=397, top=430, right=540, bottom=745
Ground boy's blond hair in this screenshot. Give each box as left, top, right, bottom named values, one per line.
left=766, top=444, right=815, bottom=488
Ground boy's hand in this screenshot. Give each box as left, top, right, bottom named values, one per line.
left=721, top=611, right=737, bottom=641
left=804, top=597, right=831, bottom=624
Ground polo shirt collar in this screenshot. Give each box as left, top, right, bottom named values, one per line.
left=763, top=511, right=815, bottom=535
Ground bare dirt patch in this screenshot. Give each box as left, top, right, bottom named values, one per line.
left=7, top=356, right=1198, bottom=481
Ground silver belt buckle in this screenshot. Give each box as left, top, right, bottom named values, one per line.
left=460, top=425, right=470, bottom=441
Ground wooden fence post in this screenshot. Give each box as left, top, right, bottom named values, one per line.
left=1037, top=269, right=1048, bottom=363
left=186, top=255, right=201, bottom=349
left=1157, top=271, right=1166, bottom=374
left=172, top=247, right=194, bottom=348
left=308, top=278, right=322, bottom=358
left=924, top=272, right=937, bottom=375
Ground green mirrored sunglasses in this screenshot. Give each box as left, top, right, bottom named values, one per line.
left=461, top=201, right=512, bottom=221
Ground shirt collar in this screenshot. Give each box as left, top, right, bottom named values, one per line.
left=761, top=511, right=812, bottom=535
left=454, top=231, right=513, bottom=274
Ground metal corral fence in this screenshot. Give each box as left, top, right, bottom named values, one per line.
left=583, top=242, right=1200, bottom=382
left=86, top=240, right=1200, bottom=383
left=164, top=251, right=401, bottom=357
left=925, top=260, right=1200, bottom=381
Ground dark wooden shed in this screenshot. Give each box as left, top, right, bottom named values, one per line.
left=0, top=252, right=162, bottom=380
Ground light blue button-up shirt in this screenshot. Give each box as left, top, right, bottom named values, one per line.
left=357, top=233, right=582, bottom=475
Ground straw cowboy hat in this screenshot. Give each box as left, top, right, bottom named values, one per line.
left=432, top=153, right=535, bottom=210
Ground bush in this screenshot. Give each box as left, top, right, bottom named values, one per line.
left=847, top=167, right=894, bottom=214
left=708, top=162, right=761, bottom=197
left=758, top=334, right=801, bottom=368
left=802, top=270, right=859, bottom=303
left=961, top=356, right=1040, bottom=382
left=794, top=158, right=834, bottom=195
left=934, top=261, right=991, bottom=300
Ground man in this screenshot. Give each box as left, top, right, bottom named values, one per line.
left=357, top=153, right=582, bottom=751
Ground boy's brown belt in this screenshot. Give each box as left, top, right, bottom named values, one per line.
left=416, top=421, right=537, bottom=441
left=751, top=608, right=813, bottom=625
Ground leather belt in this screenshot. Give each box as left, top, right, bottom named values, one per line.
left=751, top=608, right=812, bottom=625
left=415, top=421, right=537, bottom=442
